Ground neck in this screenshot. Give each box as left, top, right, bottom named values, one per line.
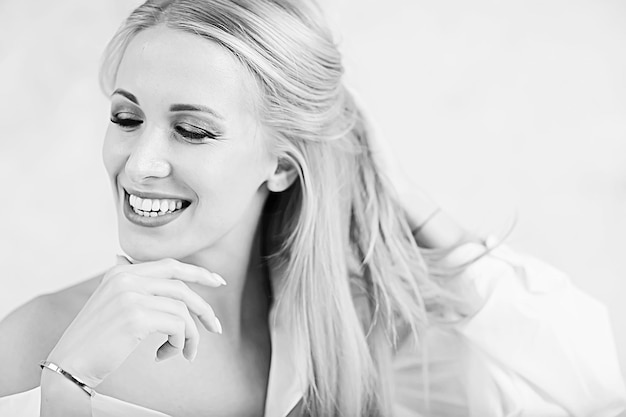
left=180, top=219, right=271, bottom=343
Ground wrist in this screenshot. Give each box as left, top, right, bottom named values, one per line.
left=415, top=209, right=470, bottom=249
left=395, top=187, right=439, bottom=231
left=40, top=364, right=92, bottom=417
left=47, top=348, right=100, bottom=388
left=40, top=361, right=95, bottom=397
left=392, top=183, right=474, bottom=249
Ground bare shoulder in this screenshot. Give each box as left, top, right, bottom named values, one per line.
left=0, top=275, right=102, bottom=396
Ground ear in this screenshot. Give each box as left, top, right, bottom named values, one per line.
left=266, top=158, right=298, bottom=192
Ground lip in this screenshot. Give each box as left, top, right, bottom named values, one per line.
left=122, top=190, right=189, bottom=228
left=123, top=187, right=191, bottom=201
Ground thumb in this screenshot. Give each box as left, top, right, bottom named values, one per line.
left=116, top=254, right=133, bottom=266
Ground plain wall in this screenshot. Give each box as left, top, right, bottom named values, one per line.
left=1, top=0, right=625, bottom=378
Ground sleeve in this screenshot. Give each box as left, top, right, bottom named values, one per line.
left=0, top=386, right=171, bottom=417
left=392, top=239, right=626, bottom=417
left=0, top=387, right=41, bottom=416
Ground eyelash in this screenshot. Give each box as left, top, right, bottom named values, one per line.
left=110, top=114, right=142, bottom=129
left=110, top=115, right=219, bottom=144
left=174, top=123, right=218, bottom=143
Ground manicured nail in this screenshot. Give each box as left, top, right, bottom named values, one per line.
left=213, top=273, right=227, bottom=286
left=214, top=317, right=223, bottom=334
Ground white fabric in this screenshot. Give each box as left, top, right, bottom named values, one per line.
left=391, top=242, right=626, bottom=417
left=2, top=242, right=625, bottom=416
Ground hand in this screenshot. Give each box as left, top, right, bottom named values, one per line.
left=367, top=131, right=439, bottom=231
left=46, top=256, right=225, bottom=388
left=368, top=132, right=470, bottom=248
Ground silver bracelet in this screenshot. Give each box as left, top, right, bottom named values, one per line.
left=39, top=360, right=95, bottom=397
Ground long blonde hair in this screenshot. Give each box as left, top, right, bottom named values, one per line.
left=100, top=1, right=494, bottom=415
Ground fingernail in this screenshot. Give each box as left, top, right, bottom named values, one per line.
left=214, top=317, right=223, bottom=334
left=155, top=355, right=161, bottom=362
left=213, top=273, right=227, bottom=286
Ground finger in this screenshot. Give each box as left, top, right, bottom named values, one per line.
left=116, top=254, right=133, bottom=266
left=104, top=273, right=223, bottom=335
left=140, top=311, right=187, bottom=362
left=115, top=258, right=226, bottom=288
left=141, top=296, right=201, bottom=361
left=134, top=277, right=222, bottom=334
left=109, top=275, right=222, bottom=334
left=156, top=339, right=180, bottom=362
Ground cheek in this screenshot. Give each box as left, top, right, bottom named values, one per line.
left=227, top=145, right=273, bottom=193
left=102, top=127, right=126, bottom=179
left=192, top=146, right=272, bottom=211
left=194, top=155, right=259, bottom=202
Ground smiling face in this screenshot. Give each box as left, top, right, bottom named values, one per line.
left=103, top=25, right=280, bottom=262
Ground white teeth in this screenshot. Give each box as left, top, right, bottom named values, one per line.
left=133, top=206, right=178, bottom=217
left=128, top=193, right=187, bottom=218
left=141, top=199, right=152, bottom=211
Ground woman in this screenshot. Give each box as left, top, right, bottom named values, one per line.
left=0, top=0, right=624, bottom=416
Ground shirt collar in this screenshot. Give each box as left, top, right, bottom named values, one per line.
left=264, top=295, right=307, bottom=417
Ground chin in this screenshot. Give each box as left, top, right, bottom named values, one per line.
left=119, top=235, right=194, bottom=262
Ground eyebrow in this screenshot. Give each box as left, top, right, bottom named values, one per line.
left=170, top=104, right=225, bottom=120
left=111, top=89, right=225, bottom=121
left=111, top=88, right=139, bottom=104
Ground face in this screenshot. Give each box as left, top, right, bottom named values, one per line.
left=103, top=25, right=278, bottom=261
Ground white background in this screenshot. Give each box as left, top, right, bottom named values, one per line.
left=1, top=0, right=625, bottom=378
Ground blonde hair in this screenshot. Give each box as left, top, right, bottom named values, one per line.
left=100, top=1, right=498, bottom=415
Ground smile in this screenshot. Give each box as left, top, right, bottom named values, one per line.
left=122, top=190, right=191, bottom=227
left=130, top=194, right=184, bottom=217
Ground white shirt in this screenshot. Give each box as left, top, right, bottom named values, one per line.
left=1, top=241, right=625, bottom=416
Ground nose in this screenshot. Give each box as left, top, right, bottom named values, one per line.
left=125, top=126, right=172, bottom=183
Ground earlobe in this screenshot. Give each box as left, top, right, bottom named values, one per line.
left=266, top=160, right=298, bottom=192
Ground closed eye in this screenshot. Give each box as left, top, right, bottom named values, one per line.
left=174, top=123, right=218, bottom=143
left=110, top=113, right=143, bottom=129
